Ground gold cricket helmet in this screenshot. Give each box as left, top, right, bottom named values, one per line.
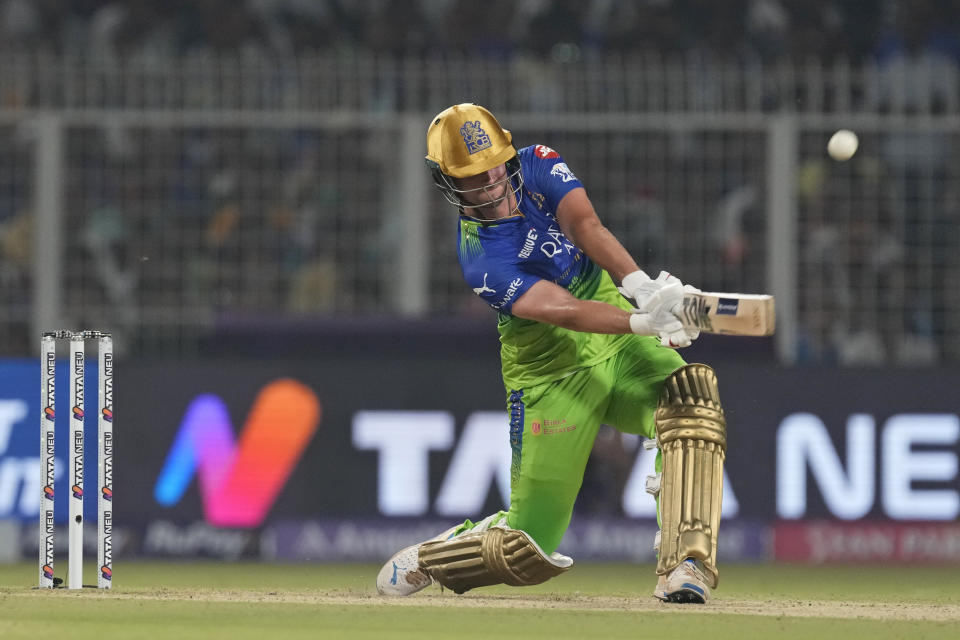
left=425, top=103, right=523, bottom=214
left=426, top=103, right=515, bottom=178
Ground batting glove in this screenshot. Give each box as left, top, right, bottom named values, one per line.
left=624, top=272, right=700, bottom=348
left=621, top=270, right=685, bottom=315
left=629, top=308, right=692, bottom=348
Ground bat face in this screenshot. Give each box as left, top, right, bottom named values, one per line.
left=680, top=292, right=775, bottom=336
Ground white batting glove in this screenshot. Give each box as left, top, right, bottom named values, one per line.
left=624, top=272, right=700, bottom=348
left=629, top=308, right=692, bottom=348
left=620, top=270, right=685, bottom=315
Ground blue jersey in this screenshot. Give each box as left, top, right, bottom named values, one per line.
left=456, top=145, right=634, bottom=389
left=458, top=145, right=589, bottom=313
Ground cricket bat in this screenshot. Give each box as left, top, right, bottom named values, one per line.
left=678, top=291, right=775, bottom=336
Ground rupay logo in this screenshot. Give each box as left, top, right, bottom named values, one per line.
left=153, top=379, right=321, bottom=528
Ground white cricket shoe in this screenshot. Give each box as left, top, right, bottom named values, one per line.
left=653, top=558, right=711, bottom=604
left=376, top=542, right=433, bottom=596
left=376, top=524, right=463, bottom=596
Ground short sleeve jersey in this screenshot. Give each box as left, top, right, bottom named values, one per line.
left=457, top=145, right=634, bottom=390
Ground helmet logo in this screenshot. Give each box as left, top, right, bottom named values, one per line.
left=459, top=121, right=492, bottom=154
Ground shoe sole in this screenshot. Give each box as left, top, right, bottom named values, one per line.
left=659, top=589, right=706, bottom=604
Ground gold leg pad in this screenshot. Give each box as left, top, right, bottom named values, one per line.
left=655, top=364, right=726, bottom=588
left=418, top=527, right=572, bottom=594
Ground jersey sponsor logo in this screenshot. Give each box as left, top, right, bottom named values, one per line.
left=494, top=278, right=524, bottom=309
left=540, top=224, right=576, bottom=259
left=534, top=145, right=559, bottom=159
left=540, top=418, right=577, bottom=435
left=472, top=273, right=496, bottom=295
left=459, top=121, right=492, bottom=154
left=531, top=420, right=542, bottom=435
left=518, top=228, right=538, bottom=259
left=550, top=162, right=577, bottom=183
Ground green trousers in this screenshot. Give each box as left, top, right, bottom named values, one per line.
left=500, top=336, right=686, bottom=554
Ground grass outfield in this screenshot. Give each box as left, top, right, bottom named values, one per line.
left=1, top=562, right=958, bottom=639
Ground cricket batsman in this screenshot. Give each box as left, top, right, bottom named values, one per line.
left=376, top=104, right=726, bottom=604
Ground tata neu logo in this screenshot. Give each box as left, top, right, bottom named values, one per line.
left=153, top=379, right=320, bottom=528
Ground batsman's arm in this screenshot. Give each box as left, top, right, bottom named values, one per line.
left=555, top=188, right=641, bottom=284
left=511, top=280, right=632, bottom=333
left=510, top=280, right=689, bottom=346
left=555, top=188, right=686, bottom=314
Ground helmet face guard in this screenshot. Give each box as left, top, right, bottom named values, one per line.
left=427, top=156, right=524, bottom=217
left=425, top=103, right=523, bottom=218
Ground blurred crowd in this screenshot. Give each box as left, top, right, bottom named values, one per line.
left=0, top=0, right=957, bottom=64
left=1, top=0, right=959, bottom=364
